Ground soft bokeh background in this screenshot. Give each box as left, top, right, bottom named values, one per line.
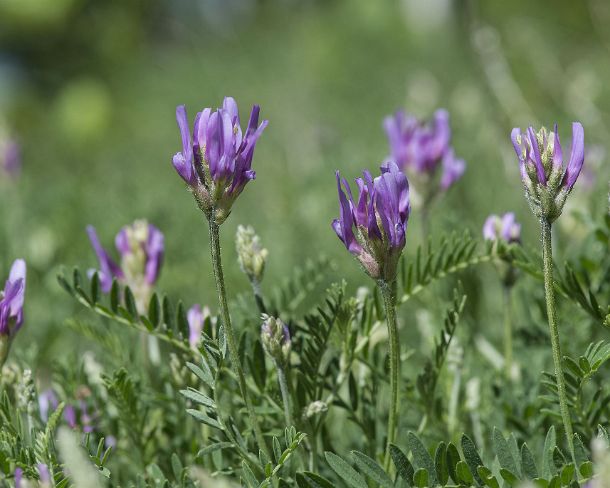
left=1, top=0, right=608, bottom=367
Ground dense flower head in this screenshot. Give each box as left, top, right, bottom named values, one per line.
left=511, top=122, right=584, bottom=222
left=172, top=97, right=268, bottom=224
left=0, top=259, right=26, bottom=339
left=187, top=304, right=211, bottom=350
left=332, top=161, right=410, bottom=282
left=87, top=221, right=164, bottom=311
left=384, top=109, right=465, bottom=194
left=483, top=213, right=521, bottom=244
left=261, top=315, right=291, bottom=365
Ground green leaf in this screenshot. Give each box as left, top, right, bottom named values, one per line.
left=413, top=468, right=428, bottom=488
left=499, top=468, right=519, bottom=486
left=434, top=441, right=448, bottom=486
left=325, top=452, right=368, bottom=488
left=579, top=461, right=593, bottom=479
left=559, top=463, right=575, bottom=485
left=390, top=444, right=414, bottom=486
left=296, top=472, right=336, bottom=488
left=186, top=361, right=215, bottom=390
left=197, top=442, right=233, bottom=458
left=521, top=442, right=538, bottom=479
left=542, top=426, right=557, bottom=479
left=273, top=436, right=282, bottom=463
left=407, top=431, right=437, bottom=486
left=461, top=434, right=484, bottom=486
left=148, top=293, right=160, bottom=327
left=170, top=453, right=183, bottom=481
left=350, top=451, right=393, bottom=488
left=179, top=388, right=216, bottom=409
left=456, top=461, right=474, bottom=485
left=250, top=340, right=267, bottom=392
left=242, top=460, right=259, bottom=488
left=477, top=466, right=500, bottom=488
left=492, top=428, right=518, bottom=475
left=186, top=409, right=222, bottom=430
left=110, top=280, right=120, bottom=312
left=445, top=442, right=461, bottom=484
left=124, top=286, right=138, bottom=317
left=90, top=271, right=100, bottom=303
left=573, top=434, right=588, bottom=466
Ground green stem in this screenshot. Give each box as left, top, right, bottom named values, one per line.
left=208, top=218, right=270, bottom=459
left=502, top=285, right=513, bottom=380
left=541, top=218, right=575, bottom=464
left=380, top=280, right=399, bottom=472
left=275, top=362, right=293, bottom=427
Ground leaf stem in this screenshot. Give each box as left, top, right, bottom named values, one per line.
left=208, top=218, right=270, bottom=459
left=380, top=279, right=400, bottom=472
left=540, top=218, right=575, bottom=465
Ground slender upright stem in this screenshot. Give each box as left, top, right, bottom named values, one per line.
left=502, top=285, right=513, bottom=380
left=541, top=218, right=575, bottom=464
left=208, top=218, right=270, bottom=458
left=380, top=280, right=399, bottom=472
left=275, top=363, right=293, bottom=427
left=421, top=206, right=430, bottom=244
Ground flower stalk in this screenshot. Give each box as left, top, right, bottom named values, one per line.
left=208, top=218, right=270, bottom=458
left=540, top=218, right=575, bottom=464
left=379, top=279, right=399, bottom=472
left=502, top=285, right=513, bottom=380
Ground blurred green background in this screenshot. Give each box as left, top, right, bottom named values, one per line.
left=0, top=0, right=608, bottom=367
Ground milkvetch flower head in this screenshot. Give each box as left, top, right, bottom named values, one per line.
left=172, top=97, right=268, bottom=225
left=87, top=220, right=164, bottom=312
left=384, top=109, right=465, bottom=197
left=483, top=212, right=521, bottom=244
left=0, top=259, right=26, bottom=365
left=511, top=122, right=584, bottom=222
left=332, top=161, right=410, bottom=282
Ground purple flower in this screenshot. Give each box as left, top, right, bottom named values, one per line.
left=1, top=139, right=20, bottom=179
left=187, top=304, right=211, bottom=349
left=483, top=213, right=521, bottom=244
left=14, top=467, right=23, bottom=488
left=0, top=259, right=26, bottom=339
left=172, top=97, right=268, bottom=224
left=87, top=221, right=164, bottom=294
left=384, top=109, right=464, bottom=192
left=39, top=389, right=59, bottom=422
left=440, top=148, right=466, bottom=191
left=332, top=161, right=410, bottom=282
left=511, top=122, right=584, bottom=221
left=37, top=464, right=51, bottom=484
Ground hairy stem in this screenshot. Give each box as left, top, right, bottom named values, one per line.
left=275, top=362, right=293, bottom=427
left=208, top=218, right=270, bottom=458
left=380, top=279, right=400, bottom=472
left=541, top=218, right=575, bottom=464
left=502, top=285, right=513, bottom=380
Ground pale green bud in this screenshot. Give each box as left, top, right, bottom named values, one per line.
left=260, top=315, right=291, bottom=366
left=236, top=225, right=268, bottom=284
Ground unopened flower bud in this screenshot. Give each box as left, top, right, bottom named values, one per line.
left=261, top=315, right=291, bottom=366
left=236, top=225, right=268, bottom=284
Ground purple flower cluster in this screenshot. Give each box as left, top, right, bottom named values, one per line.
left=0, top=259, right=26, bottom=342
left=87, top=220, right=164, bottom=295
left=332, top=162, right=410, bottom=282
left=39, top=389, right=96, bottom=433
left=172, top=97, right=268, bottom=224
left=511, top=122, right=584, bottom=221
left=483, top=213, right=521, bottom=244
left=261, top=315, right=291, bottom=365
left=384, top=109, right=465, bottom=194
left=187, top=304, right=212, bottom=350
